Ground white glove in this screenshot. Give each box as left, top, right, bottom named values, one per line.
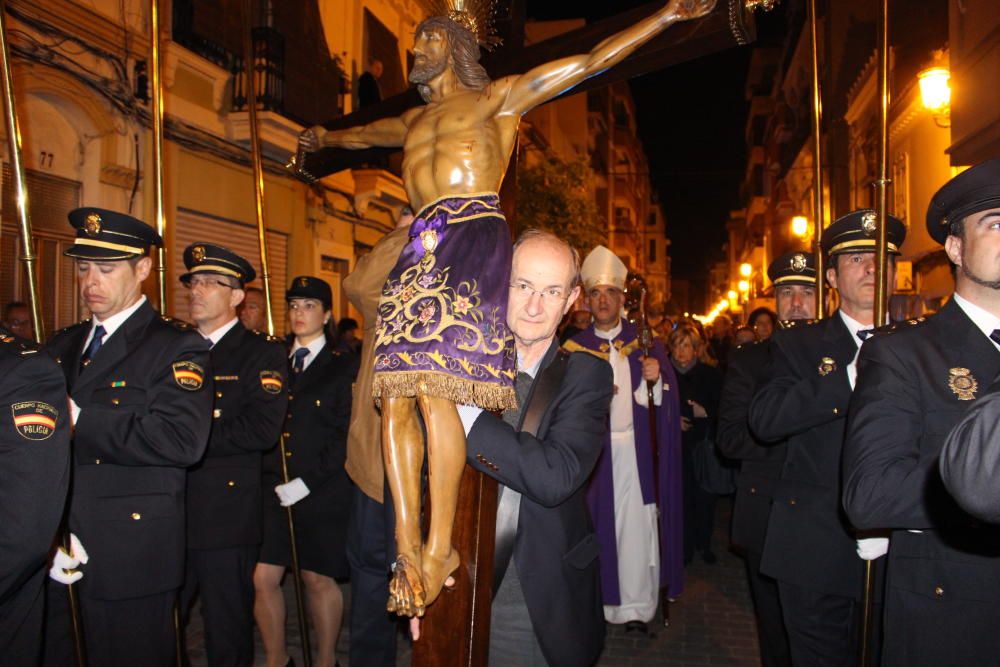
left=275, top=477, right=310, bottom=506
left=49, top=533, right=89, bottom=584
left=856, top=537, right=889, bottom=560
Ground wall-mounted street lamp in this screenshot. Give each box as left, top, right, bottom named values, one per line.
left=918, top=66, right=951, bottom=128
left=791, top=215, right=809, bottom=238
left=737, top=280, right=750, bottom=294
left=727, top=289, right=738, bottom=300
left=739, top=262, right=753, bottom=278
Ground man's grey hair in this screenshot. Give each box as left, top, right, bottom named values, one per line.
left=513, top=229, right=581, bottom=288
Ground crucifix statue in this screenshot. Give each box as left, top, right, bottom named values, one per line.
left=301, top=0, right=716, bottom=618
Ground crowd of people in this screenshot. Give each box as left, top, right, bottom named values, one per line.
left=1, top=158, right=999, bottom=667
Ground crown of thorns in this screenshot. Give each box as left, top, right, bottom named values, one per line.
left=427, top=0, right=503, bottom=49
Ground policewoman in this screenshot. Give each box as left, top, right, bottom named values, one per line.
left=45, top=208, right=213, bottom=667
left=255, top=276, right=358, bottom=667
left=178, top=243, right=288, bottom=667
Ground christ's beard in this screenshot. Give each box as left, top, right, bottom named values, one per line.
left=409, top=57, right=447, bottom=84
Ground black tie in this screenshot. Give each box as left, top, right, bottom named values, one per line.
left=991, top=330, right=1000, bottom=346
left=80, top=325, right=106, bottom=372
left=857, top=329, right=875, bottom=342
left=494, top=371, right=534, bottom=592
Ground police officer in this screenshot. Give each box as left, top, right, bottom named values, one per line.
left=0, top=326, right=70, bottom=666
left=255, top=276, right=357, bottom=667
left=843, top=158, right=1000, bottom=666
left=45, top=207, right=213, bottom=666
left=717, top=250, right=818, bottom=667
left=749, top=210, right=906, bottom=665
left=178, top=243, right=287, bottom=667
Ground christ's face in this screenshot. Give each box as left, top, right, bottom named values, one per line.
left=410, top=27, right=449, bottom=84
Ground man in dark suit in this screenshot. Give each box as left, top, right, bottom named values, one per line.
left=717, top=250, right=818, bottom=667
left=0, top=326, right=70, bottom=666
left=410, top=229, right=612, bottom=666
left=177, top=244, right=287, bottom=666
left=45, top=208, right=213, bottom=667
left=749, top=210, right=906, bottom=666
left=843, top=158, right=1000, bottom=666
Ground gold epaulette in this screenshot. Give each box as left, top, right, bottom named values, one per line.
left=778, top=318, right=817, bottom=330
left=248, top=328, right=283, bottom=343
left=874, top=317, right=926, bottom=335
left=160, top=316, right=195, bottom=331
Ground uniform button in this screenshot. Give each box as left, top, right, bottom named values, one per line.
left=216, top=391, right=223, bottom=398
left=750, top=487, right=757, bottom=495
left=289, top=394, right=294, bottom=401
left=934, top=586, right=944, bottom=598
left=833, top=408, right=839, bottom=415
left=283, top=432, right=291, bottom=439
left=285, top=450, right=292, bottom=458
left=111, top=398, right=120, bottom=406
left=789, top=499, right=797, bottom=506
left=315, top=400, right=321, bottom=407
left=227, top=480, right=236, bottom=488
left=131, top=512, right=141, bottom=520
left=95, top=458, right=101, bottom=465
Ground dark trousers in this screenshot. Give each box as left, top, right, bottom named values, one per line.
left=778, top=580, right=858, bottom=667
left=744, top=550, right=792, bottom=667
left=682, top=443, right=718, bottom=559
left=83, top=591, right=177, bottom=667
left=346, top=484, right=399, bottom=667
left=180, top=545, right=257, bottom=667
left=1, top=568, right=46, bottom=667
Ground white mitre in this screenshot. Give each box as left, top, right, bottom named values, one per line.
left=580, top=245, right=628, bottom=291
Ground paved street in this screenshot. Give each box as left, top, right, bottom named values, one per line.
left=187, top=498, right=759, bottom=666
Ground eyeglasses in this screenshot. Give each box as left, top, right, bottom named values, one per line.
left=183, top=276, right=236, bottom=290
left=509, top=281, right=569, bottom=304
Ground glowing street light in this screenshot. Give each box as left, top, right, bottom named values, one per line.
left=739, top=262, right=752, bottom=277
left=791, top=215, right=809, bottom=238
left=738, top=280, right=750, bottom=293
left=918, top=66, right=951, bottom=127
left=727, top=289, right=738, bottom=300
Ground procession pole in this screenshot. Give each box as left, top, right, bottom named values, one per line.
left=241, top=3, right=312, bottom=663
left=807, top=0, right=826, bottom=317
left=0, top=3, right=88, bottom=664
left=860, top=0, right=892, bottom=664
left=149, top=0, right=168, bottom=310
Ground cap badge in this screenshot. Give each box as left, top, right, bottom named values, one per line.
left=84, top=213, right=102, bottom=237
left=191, top=246, right=205, bottom=262
left=818, top=356, right=837, bottom=376
left=298, top=277, right=309, bottom=288
left=791, top=253, right=808, bottom=272
left=861, top=211, right=877, bottom=235
left=948, top=367, right=977, bottom=401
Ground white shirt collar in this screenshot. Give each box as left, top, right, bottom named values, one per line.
left=290, top=335, right=327, bottom=371
left=594, top=319, right=623, bottom=341
left=838, top=309, right=885, bottom=348
left=202, top=317, right=240, bottom=347
left=87, top=295, right=147, bottom=347
left=516, top=349, right=545, bottom=379
left=952, top=293, right=1000, bottom=351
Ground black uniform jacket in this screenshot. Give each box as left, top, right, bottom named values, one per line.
left=749, top=313, right=862, bottom=598
left=940, top=381, right=1000, bottom=524
left=186, top=322, right=287, bottom=550
left=0, top=329, right=70, bottom=653
left=717, top=340, right=786, bottom=554
left=465, top=344, right=612, bottom=667
left=842, top=299, right=1000, bottom=665
left=264, top=342, right=357, bottom=521
left=47, top=300, right=213, bottom=600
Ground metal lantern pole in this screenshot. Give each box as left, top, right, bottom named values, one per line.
left=241, top=2, right=312, bottom=664
left=808, top=0, right=826, bottom=317
left=149, top=0, right=168, bottom=310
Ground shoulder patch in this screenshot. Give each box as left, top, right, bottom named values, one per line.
left=172, top=361, right=205, bottom=390
left=260, top=370, right=284, bottom=394
left=12, top=401, right=58, bottom=440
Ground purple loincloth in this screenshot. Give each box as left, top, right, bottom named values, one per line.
left=371, top=193, right=516, bottom=411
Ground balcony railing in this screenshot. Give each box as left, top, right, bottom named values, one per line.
left=233, top=27, right=285, bottom=113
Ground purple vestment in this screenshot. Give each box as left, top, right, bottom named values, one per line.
left=566, top=321, right=685, bottom=604
left=372, top=193, right=516, bottom=411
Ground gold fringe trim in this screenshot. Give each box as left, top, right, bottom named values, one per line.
left=373, top=370, right=516, bottom=411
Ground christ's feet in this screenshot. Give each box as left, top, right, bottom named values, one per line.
left=387, top=554, right=427, bottom=617
left=421, top=547, right=460, bottom=608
